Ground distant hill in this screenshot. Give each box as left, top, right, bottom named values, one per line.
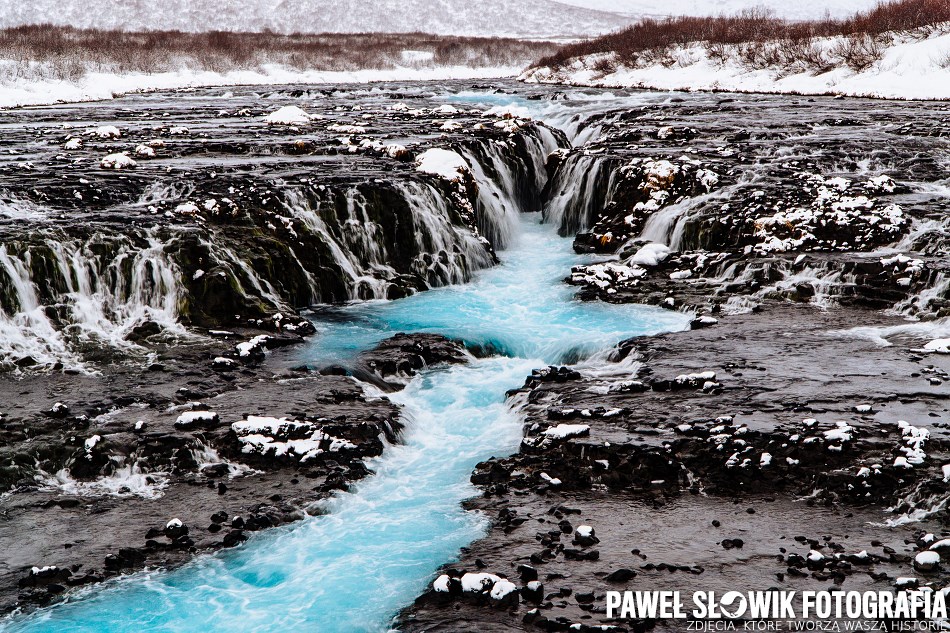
left=0, top=0, right=634, bottom=38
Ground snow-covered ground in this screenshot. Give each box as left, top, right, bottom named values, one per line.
left=560, top=0, right=880, bottom=21
left=522, top=28, right=950, bottom=100
left=0, top=65, right=521, bottom=109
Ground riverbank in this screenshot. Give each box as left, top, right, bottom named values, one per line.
left=398, top=302, right=950, bottom=631
left=522, top=27, right=950, bottom=100
left=0, top=328, right=477, bottom=614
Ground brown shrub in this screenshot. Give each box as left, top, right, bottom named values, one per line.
left=534, top=0, right=950, bottom=71
left=0, top=25, right=559, bottom=80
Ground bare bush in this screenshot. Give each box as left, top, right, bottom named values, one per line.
left=832, top=34, right=886, bottom=70
left=0, top=25, right=558, bottom=81
left=534, top=0, right=950, bottom=71
left=591, top=55, right=616, bottom=75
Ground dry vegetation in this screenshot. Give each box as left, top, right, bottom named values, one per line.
left=534, top=0, right=950, bottom=73
left=0, top=26, right=558, bottom=82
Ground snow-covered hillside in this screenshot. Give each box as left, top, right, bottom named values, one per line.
left=558, top=0, right=881, bottom=21
left=0, top=0, right=632, bottom=38
left=522, top=28, right=950, bottom=100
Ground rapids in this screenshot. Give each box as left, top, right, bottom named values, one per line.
left=5, top=214, right=687, bottom=633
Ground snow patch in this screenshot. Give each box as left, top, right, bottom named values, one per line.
left=415, top=148, right=469, bottom=181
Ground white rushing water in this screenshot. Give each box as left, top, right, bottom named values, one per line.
left=0, top=233, right=185, bottom=372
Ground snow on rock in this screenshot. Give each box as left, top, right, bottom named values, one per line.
left=175, top=410, right=220, bottom=428
left=543, top=423, right=591, bottom=440
left=91, top=125, right=121, bottom=138
left=236, top=334, right=271, bottom=358
left=866, top=175, right=897, bottom=194
left=212, top=356, right=238, bottom=369
left=231, top=415, right=356, bottom=463
left=897, top=420, right=929, bottom=466
left=914, top=550, right=941, bottom=571
left=49, top=402, right=69, bottom=417
left=490, top=579, right=518, bottom=600
left=570, top=261, right=646, bottom=293
left=327, top=123, right=366, bottom=134
left=433, top=571, right=518, bottom=603
left=690, top=315, right=719, bottom=329
left=63, top=137, right=82, bottom=150
left=674, top=370, right=716, bottom=388
left=174, top=202, right=199, bottom=216
left=573, top=524, right=599, bottom=546
left=263, top=105, right=312, bottom=125
left=99, top=153, right=136, bottom=169
left=384, top=143, right=409, bottom=160
left=134, top=144, right=155, bottom=158
left=415, top=148, right=469, bottom=181
left=629, top=243, right=671, bottom=267
left=823, top=421, right=854, bottom=443
left=923, top=339, right=950, bottom=354
left=749, top=174, right=906, bottom=254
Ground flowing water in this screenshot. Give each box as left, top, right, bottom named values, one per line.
left=5, top=214, right=688, bottom=633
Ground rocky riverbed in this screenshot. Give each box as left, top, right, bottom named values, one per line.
left=0, top=328, right=473, bottom=612
left=398, top=304, right=950, bottom=631
left=394, top=89, right=950, bottom=631
left=1, top=81, right=950, bottom=630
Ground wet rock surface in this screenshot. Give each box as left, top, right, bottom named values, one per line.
left=544, top=95, right=950, bottom=320
left=399, top=305, right=950, bottom=631
left=0, top=80, right=563, bottom=371
left=0, top=331, right=461, bottom=613
left=353, top=333, right=469, bottom=390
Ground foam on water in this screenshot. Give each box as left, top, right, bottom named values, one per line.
left=444, top=89, right=663, bottom=144
left=4, top=215, right=688, bottom=633
left=307, top=214, right=685, bottom=366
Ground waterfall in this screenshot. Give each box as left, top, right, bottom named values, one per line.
left=457, top=124, right=563, bottom=249
left=542, top=153, right=620, bottom=236
left=0, top=232, right=184, bottom=371
left=282, top=180, right=498, bottom=302
left=0, top=121, right=567, bottom=371
left=281, top=187, right=395, bottom=301
left=0, top=245, right=74, bottom=368
left=894, top=272, right=950, bottom=317
left=639, top=183, right=746, bottom=250
left=398, top=181, right=495, bottom=288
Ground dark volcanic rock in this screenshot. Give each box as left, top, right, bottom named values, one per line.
left=354, top=333, right=468, bottom=388
left=399, top=304, right=950, bottom=631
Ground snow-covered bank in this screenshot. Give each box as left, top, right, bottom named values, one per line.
left=522, top=28, right=950, bottom=100
left=0, top=65, right=521, bottom=109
